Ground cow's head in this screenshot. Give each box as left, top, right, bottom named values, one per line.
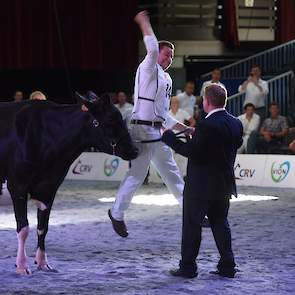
left=76, top=91, right=138, bottom=160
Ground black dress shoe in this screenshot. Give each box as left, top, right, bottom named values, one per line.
left=169, top=268, right=198, bottom=279
left=202, top=216, right=210, bottom=227
left=108, top=209, right=128, bottom=238
left=210, top=269, right=236, bottom=278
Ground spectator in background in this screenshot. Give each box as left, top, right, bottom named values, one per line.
left=13, top=90, right=24, bottom=102
left=30, top=91, right=46, bottom=100
left=176, top=81, right=196, bottom=117
left=238, top=65, right=268, bottom=121
left=237, top=103, right=260, bottom=154
left=256, top=102, right=288, bottom=154
left=114, top=91, right=133, bottom=120
left=200, top=68, right=225, bottom=99
left=169, top=96, right=195, bottom=127
left=289, top=139, right=295, bottom=153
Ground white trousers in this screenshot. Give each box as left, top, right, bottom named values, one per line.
left=111, top=124, right=184, bottom=220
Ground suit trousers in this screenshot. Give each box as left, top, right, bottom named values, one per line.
left=180, top=190, right=235, bottom=273
left=111, top=124, right=184, bottom=220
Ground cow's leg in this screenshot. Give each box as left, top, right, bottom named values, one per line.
left=11, top=195, right=31, bottom=275
left=34, top=200, right=57, bottom=272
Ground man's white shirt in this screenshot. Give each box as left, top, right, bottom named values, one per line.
left=169, top=108, right=191, bottom=124
left=176, top=92, right=196, bottom=117
left=132, top=34, right=177, bottom=129
left=115, top=102, right=133, bottom=120
left=238, top=113, right=260, bottom=136
left=238, top=79, right=269, bottom=108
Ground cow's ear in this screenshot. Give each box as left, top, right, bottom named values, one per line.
left=75, top=91, right=93, bottom=110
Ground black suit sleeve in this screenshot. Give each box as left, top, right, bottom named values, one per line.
left=237, top=121, right=244, bottom=149
left=162, top=122, right=212, bottom=159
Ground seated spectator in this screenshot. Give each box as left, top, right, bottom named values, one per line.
left=289, top=139, right=295, bottom=153
left=256, top=102, right=288, bottom=154
left=13, top=90, right=24, bottom=102
left=176, top=81, right=196, bottom=117
left=30, top=91, right=47, bottom=100
left=238, top=65, right=268, bottom=122
left=114, top=91, right=133, bottom=120
left=237, top=103, right=260, bottom=154
left=200, top=68, right=225, bottom=99
left=169, top=96, right=195, bottom=127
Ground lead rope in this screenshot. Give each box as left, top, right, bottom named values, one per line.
left=135, top=128, right=190, bottom=144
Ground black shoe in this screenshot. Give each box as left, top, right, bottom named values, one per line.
left=210, top=269, right=237, bottom=278
left=169, top=268, right=198, bottom=279
left=108, top=209, right=128, bottom=238
left=202, top=216, right=210, bottom=227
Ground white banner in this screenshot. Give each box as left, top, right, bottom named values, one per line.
left=66, top=152, right=129, bottom=181
left=262, top=155, right=295, bottom=188
left=234, top=155, right=266, bottom=187
left=65, top=152, right=295, bottom=189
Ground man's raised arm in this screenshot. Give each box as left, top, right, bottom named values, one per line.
left=134, top=11, right=158, bottom=69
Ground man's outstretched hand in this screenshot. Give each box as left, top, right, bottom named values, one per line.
left=134, top=10, right=149, bottom=26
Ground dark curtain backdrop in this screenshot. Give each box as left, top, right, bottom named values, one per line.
left=222, top=0, right=240, bottom=49
left=276, top=0, right=295, bottom=44
left=0, top=0, right=138, bottom=70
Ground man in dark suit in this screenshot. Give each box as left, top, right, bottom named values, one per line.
left=162, top=84, right=243, bottom=279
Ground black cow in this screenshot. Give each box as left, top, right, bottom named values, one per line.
left=0, top=92, right=138, bottom=274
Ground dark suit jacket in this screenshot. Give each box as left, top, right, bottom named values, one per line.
left=162, top=110, right=243, bottom=200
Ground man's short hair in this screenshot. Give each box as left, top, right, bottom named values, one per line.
left=269, top=101, right=279, bottom=108
left=158, top=40, right=175, bottom=51
left=185, top=80, right=195, bottom=86
left=212, top=67, right=221, bottom=72
left=204, top=84, right=227, bottom=107
left=251, top=65, right=262, bottom=71
left=244, top=103, right=255, bottom=110
left=30, top=91, right=46, bottom=100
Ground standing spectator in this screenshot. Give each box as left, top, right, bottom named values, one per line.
left=176, top=81, right=196, bottom=117
left=30, top=91, right=46, bottom=100
left=256, top=102, right=288, bottom=154
left=200, top=68, right=225, bottom=99
left=169, top=96, right=195, bottom=126
left=237, top=103, right=260, bottom=153
left=238, top=65, right=268, bottom=121
left=13, top=90, right=24, bottom=102
left=114, top=91, right=133, bottom=120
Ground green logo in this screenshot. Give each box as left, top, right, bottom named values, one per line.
left=104, top=158, right=119, bottom=177
left=271, top=161, right=290, bottom=183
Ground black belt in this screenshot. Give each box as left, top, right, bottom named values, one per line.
left=131, top=119, right=162, bottom=128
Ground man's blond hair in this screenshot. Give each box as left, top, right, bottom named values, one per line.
left=30, top=91, right=46, bottom=100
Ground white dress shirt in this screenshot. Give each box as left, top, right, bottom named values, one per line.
left=169, top=108, right=191, bottom=124
left=238, top=113, right=260, bottom=136
left=115, top=102, right=133, bottom=120
left=132, top=35, right=177, bottom=129
left=176, top=92, right=196, bottom=117
left=238, top=79, right=269, bottom=108
left=237, top=113, right=260, bottom=153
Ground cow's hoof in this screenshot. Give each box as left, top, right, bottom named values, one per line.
left=15, top=265, right=32, bottom=275
left=35, top=261, right=58, bottom=273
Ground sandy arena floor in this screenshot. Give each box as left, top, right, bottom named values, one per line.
left=0, top=181, right=295, bottom=295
